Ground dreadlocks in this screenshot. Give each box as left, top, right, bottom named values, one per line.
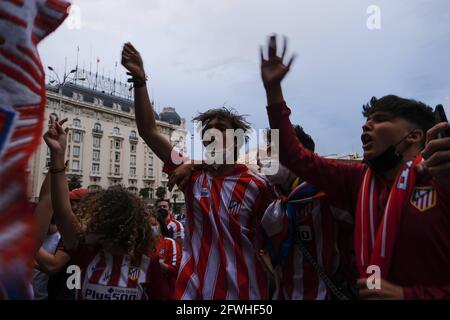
left=193, top=107, right=251, bottom=135
left=75, top=186, right=154, bottom=257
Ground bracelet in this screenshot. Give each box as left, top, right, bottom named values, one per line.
left=49, top=166, right=67, bottom=174
left=132, top=75, right=148, bottom=88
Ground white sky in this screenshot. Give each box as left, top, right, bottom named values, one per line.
left=39, top=0, right=450, bottom=156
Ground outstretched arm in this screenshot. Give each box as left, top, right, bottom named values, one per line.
left=260, top=35, right=365, bottom=212
left=44, top=117, right=81, bottom=250
left=121, top=42, right=173, bottom=164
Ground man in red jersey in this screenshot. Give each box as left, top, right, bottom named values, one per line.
left=122, top=43, right=275, bottom=300
left=260, top=34, right=450, bottom=300
left=156, top=199, right=184, bottom=247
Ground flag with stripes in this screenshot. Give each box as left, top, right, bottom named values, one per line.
left=0, top=0, right=70, bottom=299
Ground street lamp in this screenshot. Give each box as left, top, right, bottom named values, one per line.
left=47, top=66, right=85, bottom=117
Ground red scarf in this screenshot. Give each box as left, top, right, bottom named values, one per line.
left=355, top=155, right=422, bottom=278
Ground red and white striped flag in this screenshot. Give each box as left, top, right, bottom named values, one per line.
left=0, top=0, right=70, bottom=299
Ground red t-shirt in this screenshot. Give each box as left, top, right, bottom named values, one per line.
left=267, top=102, right=450, bottom=300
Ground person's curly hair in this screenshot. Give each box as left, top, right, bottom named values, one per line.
left=75, top=186, right=154, bottom=257
left=193, top=107, right=251, bottom=136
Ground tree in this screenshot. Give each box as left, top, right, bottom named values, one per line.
left=67, top=175, right=82, bottom=191
left=156, top=186, right=167, bottom=200
left=139, top=188, right=150, bottom=199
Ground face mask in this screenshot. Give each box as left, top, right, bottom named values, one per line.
left=364, top=130, right=415, bottom=172
left=266, top=163, right=295, bottom=187
left=151, top=225, right=160, bottom=236
left=157, top=208, right=169, bottom=220
left=204, top=143, right=236, bottom=166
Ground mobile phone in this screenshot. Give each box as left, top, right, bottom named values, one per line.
left=434, top=104, right=450, bottom=138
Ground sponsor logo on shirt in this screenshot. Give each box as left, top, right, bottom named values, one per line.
left=84, top=283, right=140, bottom=300
left=410, top=186, right=436, bottom=212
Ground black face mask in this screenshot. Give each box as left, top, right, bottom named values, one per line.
left=364, top=130, right=415, bottom=172
left=157, top=208, right=169, bottom=220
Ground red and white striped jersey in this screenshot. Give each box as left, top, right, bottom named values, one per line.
left=166, top=218, right=184, bottom=242
left=261, top=195, right=354, bottom=300
left=164, top=162, right=275, bottom=300
left=67, top=245, right=167, bottom=300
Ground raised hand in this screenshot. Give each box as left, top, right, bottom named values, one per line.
left=43, top=115, right=68, bottom=156
left=260, top=34, right=296, bottom=89
left=121, top=42, right=146, bottom=81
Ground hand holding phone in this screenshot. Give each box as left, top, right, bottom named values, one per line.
left=434, top=104, right=450, bottom=138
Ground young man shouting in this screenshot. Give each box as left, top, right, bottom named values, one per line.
left=261, top=35, right=450, bottom=299
left=121, top=43, right=275, bottom=300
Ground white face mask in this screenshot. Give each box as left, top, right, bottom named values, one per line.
left=204, top=143, right=236, bottom=166
left=151, top=225, right=160, bottom=236
left=265, top=163, right=295, bottom=187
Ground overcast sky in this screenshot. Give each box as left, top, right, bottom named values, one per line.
left=39, top=0, right=450, bottom=156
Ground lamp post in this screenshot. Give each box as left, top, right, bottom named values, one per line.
left=47, top=66, right=85, bottom=117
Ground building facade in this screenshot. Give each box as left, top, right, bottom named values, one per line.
left=28, top=82, right=187, bottom=209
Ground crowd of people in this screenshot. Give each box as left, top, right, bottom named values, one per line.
left=29, top=35, right=450, bottom=300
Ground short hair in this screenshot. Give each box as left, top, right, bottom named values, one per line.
left=293, top=125, right=315, bottom=152
left=362, top=95, right=435, bottom=147
left=193, top=107, right=251, bottom=136
left=155, top=198, right=171, bottom=208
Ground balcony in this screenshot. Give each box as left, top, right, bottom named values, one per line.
left=90, top=171, right=101, bottom=177
left=142, top=175, right=155, bottom=182
left=108, top=172, right=123, bottom=178
left=92, top=128, right=103, bottom=137
left=68, top=169, right=83, bottom=176
left=129, top=135, right=138, bottom=143
left=109, top=132, right=123, bottom=139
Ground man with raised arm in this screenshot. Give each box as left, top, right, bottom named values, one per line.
left=261, top=34, right=450, bottom=300
left=121, top=43, right=275, bottom=300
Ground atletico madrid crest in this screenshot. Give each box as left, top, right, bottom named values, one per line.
left=410, top=187, right=436, bottom=212
left=128, top=266, right=141, bottom=281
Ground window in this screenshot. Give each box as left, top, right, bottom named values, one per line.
left=93, top=123, right=102, bottom=132
left=130, top=130, right=137, bottom=138
left=130, top=144, right=136, bottom=153
left=148, top=156, right=153, bottom=166
left=115, top=152, right=120, bottom=162
left=93, top=150, right=100, bottom=161
left=114, top=165, right=120, bottom=174
left=46, top=158, right=51, bottom=168
left=130, top=167, right=136, bottom=176
left=73, top=131, right=81, bottom=143
left=113, top=127, right=120, bottom=135
left=93, top=137, right=101, bottom=148
left=46, top=147, right=50, bottom=156
left=130, top=155, right=136, bottom=165
left=147, top=167, right=153, bottom=177
left=72, top=160, right=80, bottom=170
left=92, top=163, right=99, bottom=173
left=73, top=118, right=81, bottom=127
left=115, top=140, right=121, bottom=149
left=94, top=98, right=103, bottom=106
left=73, top=146, right=80, bottom=157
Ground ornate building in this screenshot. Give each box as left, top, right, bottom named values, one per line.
left=28, top=82, right=187, bottom=209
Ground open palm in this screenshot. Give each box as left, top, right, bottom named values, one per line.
left=260, top=35, right=296, bottom=88
left=121, top=42, right=146, bottom=80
